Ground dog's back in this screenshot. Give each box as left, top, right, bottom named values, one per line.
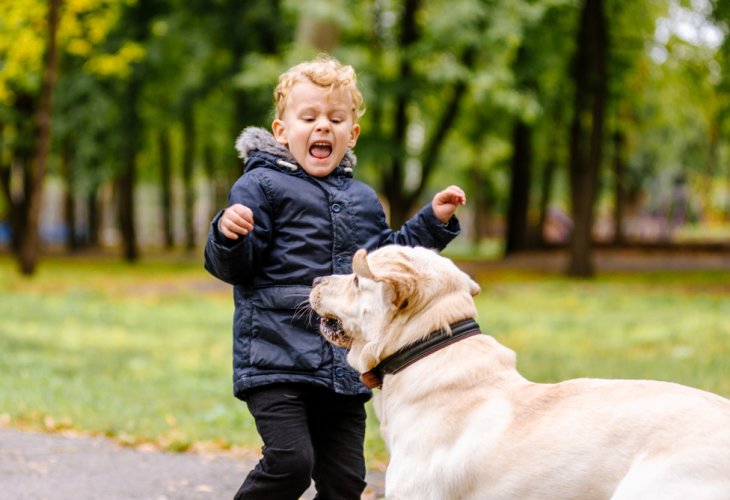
left=384, top=335, right=730, bottom=500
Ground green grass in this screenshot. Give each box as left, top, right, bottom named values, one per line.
left=0, top=255, right=253, bottom=452
left=1, top=253, right=729, bottom=469
left=475, top=272, right=730, bottom=396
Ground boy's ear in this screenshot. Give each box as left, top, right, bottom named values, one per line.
left=349, top=123, right=361, bottom=148
left=272, top=119, right=288, bottom=145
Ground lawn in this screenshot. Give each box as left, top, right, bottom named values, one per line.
left=1, top=252, right=729, bottom=469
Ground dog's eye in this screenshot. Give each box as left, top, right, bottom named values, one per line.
left=353, top=275, right=359, bottom=287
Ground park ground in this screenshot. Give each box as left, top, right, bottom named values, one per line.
left=2, top=245, right=728, bottom=499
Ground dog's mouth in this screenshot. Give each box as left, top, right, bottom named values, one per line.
left=319, top=315, right=351, bottom=347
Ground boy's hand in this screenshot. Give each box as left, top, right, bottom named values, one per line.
left=218, top=203, right=255, bottom=240
left=432, top=185, right=466, bottom=224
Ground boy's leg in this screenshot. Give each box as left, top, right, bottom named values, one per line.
left=234, top=384, right=315, bottom=500
left=308, top=389, right=368, bottom=500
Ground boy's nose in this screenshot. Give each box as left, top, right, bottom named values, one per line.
left=315, top=119, right=330, bottom=132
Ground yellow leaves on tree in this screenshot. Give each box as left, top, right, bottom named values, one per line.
left=0, top=0, right=145, bottom=104
left=0, top=2, right=46, bottom=100
left=83, top=42, right=145, bottom=79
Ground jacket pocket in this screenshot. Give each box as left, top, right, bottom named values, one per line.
left=249, top=285, right=324, bottom=370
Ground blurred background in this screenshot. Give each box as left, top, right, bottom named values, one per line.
left=1, top=1, right=729, bottom=478
left=2, top=0, right=730, bottom=277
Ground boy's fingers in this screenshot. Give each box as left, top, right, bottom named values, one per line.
left=440, top=187, right=466, bottom=206
left=229, top=205, right=255, bottom=230
left=233, top=204, right=255, bottom=223
left=448, top=186, right=466, bottom=205
left=218, top=218, right=240, bottom=239
left=220, top=206, right=255, bottom=239
left=232, top=213, right=254, bottom=231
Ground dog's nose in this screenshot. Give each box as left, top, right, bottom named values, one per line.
left=312, top=277, right=322, bottom=286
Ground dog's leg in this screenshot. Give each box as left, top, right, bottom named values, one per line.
left=612, top=458, right=730, bottom=500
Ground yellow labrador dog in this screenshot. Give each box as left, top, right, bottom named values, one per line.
left=309, top=245, right=730, bottom=500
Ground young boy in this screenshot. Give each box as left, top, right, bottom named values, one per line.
left=204, top=55, right=466, bottom=500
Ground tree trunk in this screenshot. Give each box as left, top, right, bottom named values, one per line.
left=87, top=190, right=100, bottom=247
left=61, top=137, right=79, bottom=251
left=17, top=0, right=62, bottom=275
left=158, top=130, right=174, bottom=248
left=382, top=0, right=419, bottom=228
left=383, top=0, right=473, bottom=228
left=203, top=143, right=226, bottom=221
left=471, top=163, right=489, bottom=245
left=612, top=129, right=627, bottom=244
left=505, top=120, right=532, bottom=254
left=182, top=102, right=196, bottom=251
left=8, top=94, right=36, bottom=254
left=116, top=0, right=164, bottom=261
left=4, top=94, right=35, bottom=254
left=4, top=162, right=31, bottom=254
left=119, top=77, right=141, bottom=262
left=704, top=119, right=720, bottom=222
left=727, top=164, right=730, bottom=222
left=566, top=0, right=607, bottom=277
left=0, top=124, right=18, bottom=251
left=470, top=143, right=498, bottom=248
left=537, top=154, right=557, bottom=246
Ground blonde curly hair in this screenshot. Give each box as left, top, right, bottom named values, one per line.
left=274, top=55, right=365, bottom=122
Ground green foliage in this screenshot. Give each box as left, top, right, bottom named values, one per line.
left=2, top=0, right=730, bottom=262
left=0, top=0, right=132, bottom=103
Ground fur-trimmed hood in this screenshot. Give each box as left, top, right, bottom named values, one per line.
left=234, top=126, right=357, bottom=171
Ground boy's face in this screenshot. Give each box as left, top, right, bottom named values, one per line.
left=272, top=80, right=360, bottom=177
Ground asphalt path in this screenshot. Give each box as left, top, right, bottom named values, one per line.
left=0, top=428, right=385, bottom=499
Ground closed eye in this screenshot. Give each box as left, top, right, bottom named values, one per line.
left=353, top=275, right=359, bottom=287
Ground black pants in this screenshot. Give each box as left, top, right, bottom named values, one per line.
left=234, top=383, right=367, bottom=500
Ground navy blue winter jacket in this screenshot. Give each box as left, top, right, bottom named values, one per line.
left=204, top=127, right=460, bottom=400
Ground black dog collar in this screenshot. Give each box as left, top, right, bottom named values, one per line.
left=360, top=319, right=481, bottom=389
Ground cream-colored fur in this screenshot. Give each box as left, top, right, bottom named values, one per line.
left=310, top=245, right=730, bottom=499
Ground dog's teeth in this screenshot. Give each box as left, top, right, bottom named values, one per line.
left=320, top=316, right=341, bottom=332
left=319, top=316, right=348, bottom=346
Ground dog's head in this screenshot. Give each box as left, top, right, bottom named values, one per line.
left=309, top=245, right=481, bottom=373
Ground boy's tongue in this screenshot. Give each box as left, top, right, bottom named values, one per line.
left=310, top=143, right=332, bottom=159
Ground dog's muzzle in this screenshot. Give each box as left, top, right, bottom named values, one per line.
left=319, top=316, right=351, bottom=347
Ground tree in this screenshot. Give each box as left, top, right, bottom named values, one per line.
left=566, top=0, right=608, bottom=277
left=16, top=0, right=62, bottom=275
left=603, top=0, right=666, bottom=245
left=0, top=0, right=137, bottom=269
left=114, top=1, right=168, bottom=262
left=505, top=113, right=533, bottom=253
left=338, top=0, right=526, bottom=227
left=4, top=0, right=724, bottom=265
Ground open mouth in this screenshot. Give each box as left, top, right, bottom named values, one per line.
left=309, top=141, right=332, bottom=159
left=319, top=315, right=350, bottom=346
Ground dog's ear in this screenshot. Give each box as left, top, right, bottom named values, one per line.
left=353, top=249, right=375, bottom=280
left=353, top=248, right=418, bottom=309
left=388, top=278, right=418, bottom=310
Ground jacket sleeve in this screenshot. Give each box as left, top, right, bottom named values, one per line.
left=204, top=173, right=273, bottom=286
left=378, top=203, right=461, bottom=251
